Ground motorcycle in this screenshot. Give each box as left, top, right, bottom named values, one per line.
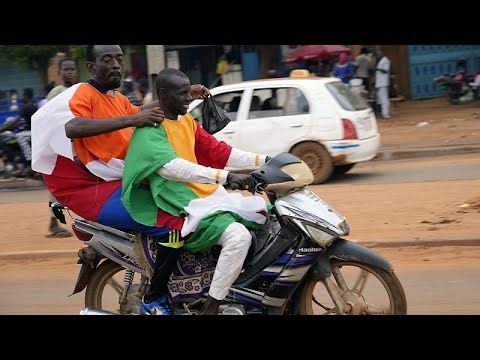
left=0, top=117, right=28, bottom=177
left=433, top=72, right=477, bottom=105
left=54, top=152, right=407, bottom=315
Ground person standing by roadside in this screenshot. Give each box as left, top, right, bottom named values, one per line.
left=333, top=52, right=355, bottom=85
left=46, top=59, right=78, bottom=101
left=355, top=47, right=372, bottom=94
left=374, top=48, right=391, bottom=120
left=44, top=57, right=78, bottom=238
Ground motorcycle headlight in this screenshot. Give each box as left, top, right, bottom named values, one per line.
left=304, top=223, right=338, bottom=248
left=292, top=218, right=339, bottom=248
left=338, top=220, right=350, bottom=236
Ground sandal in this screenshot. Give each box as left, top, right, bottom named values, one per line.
left=46, top=229, right=73, bottom=238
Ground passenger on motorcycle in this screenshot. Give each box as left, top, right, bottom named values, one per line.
left=31, top=45, right=210, bottom=314
left=121, top=68, right=271, bottom=315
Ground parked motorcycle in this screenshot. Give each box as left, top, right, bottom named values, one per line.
left=433, top=72, right=477, bottom=105
left=54, top=152, right=407, bottom=315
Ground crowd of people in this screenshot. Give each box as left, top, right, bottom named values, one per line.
left=302, top=46, right=393, bottom=120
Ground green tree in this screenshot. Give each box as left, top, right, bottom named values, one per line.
left=0, top=45, right=70, bottom=89
left=0, top=45, right=146, bottom=90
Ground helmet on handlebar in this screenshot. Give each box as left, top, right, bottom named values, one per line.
left=251, top=152, right=314, bottom=197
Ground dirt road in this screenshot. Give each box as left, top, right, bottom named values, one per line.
left=2, top=244, right=480, bottom=315
left=1, top=155, right=479, bottom=254
left=0, top=153, right=479, bottom=314
left=379, top=97, right=480, bottom=151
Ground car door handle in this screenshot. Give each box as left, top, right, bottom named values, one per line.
left=223, top=130, right=235, bottom=134
left=289, top=123, right=303, bottom=128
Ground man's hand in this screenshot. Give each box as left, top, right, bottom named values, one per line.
left=131, top=107, right=165, bottom=128
left=226, top=173, right=256, bottom=195
left=191, top=85, right=210, bottom=100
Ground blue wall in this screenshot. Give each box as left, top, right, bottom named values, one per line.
left=0, top=59, right=41, bottom=97
left=242, top=51, right=260, bottom=81
left=408, top=45, right=480, bottom=99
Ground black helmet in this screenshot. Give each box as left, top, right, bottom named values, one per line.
left=251, top=152, right=313, bottom=197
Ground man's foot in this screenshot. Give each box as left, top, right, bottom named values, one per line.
left=199, top=295, right=221, bottom=315
left=140, top=295, right=175, bottom=315
left=46, top=225, right=73, bottom=238
left=47, top=217, right=73, bottom=238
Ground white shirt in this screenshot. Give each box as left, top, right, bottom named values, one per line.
left=355, top=54, right=371, bottom=78
left=157, top=148, right=267, bottom=184
left=375, top=56, right=390, bottom=88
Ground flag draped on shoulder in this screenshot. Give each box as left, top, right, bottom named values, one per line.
left=31, top=84, right=81, bottom=175
left=30, top=81, right=153, bottom=227
left=121, top=114, right=268, bottom=253
left=31, top=81, right=141, bottom=181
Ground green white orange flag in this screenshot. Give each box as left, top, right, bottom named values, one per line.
left=121, top=114, right=268, bottom=253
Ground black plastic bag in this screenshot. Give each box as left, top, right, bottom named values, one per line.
left=201, top=96, right=231, bottom=135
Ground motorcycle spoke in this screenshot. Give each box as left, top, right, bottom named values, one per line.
left=332, top=267, right=349, bottom=292
left=312, top=295, right=333, bottom=312
left=351, top=269, right=369, bottom=293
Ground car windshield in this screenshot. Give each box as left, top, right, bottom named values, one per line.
left=325, top=81, right=369, bottom=111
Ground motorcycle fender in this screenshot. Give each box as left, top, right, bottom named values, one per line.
left=312, top=238, right=393, bottom=278
left=68, top=261, right=98, bottom=297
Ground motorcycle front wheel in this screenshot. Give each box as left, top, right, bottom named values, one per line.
left=85, top=260, right=148, bottom=315
left=297, top=259, right=407, bottom=315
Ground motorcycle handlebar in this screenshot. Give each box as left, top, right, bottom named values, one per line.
left=224, top=178, right=265, bottom=194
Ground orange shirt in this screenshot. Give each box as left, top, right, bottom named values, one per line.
left=69, top=83, right=141, bottom=166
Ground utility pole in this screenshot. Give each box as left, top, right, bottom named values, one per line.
left=146, top=45, right=165, bottom=101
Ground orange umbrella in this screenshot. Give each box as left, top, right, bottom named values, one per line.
left=285, top=45, right=351, bottom=63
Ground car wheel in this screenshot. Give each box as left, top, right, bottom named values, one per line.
left=291, top=142, right=333, bottom=184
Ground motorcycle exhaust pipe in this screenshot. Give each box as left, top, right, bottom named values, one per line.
left=79, top=307, right=119, bottom=315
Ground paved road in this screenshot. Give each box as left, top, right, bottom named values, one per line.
left=329, top=153, right=480, bottom=185
left=1, top=153, right=479, bottom=204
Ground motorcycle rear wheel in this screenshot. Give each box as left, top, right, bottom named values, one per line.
left=85, top=260, right=146, bottom=315
left=297, top=259, right=407, bottom=315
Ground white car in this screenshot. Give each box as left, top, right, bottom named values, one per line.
left=189, top=77, right=380, bottom=184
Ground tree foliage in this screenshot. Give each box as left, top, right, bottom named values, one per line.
left=0, top=45, right=65, bottom=68
left=0, top=45, right=68, bottom=88
left=0, top=45, right=146, bottom=88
